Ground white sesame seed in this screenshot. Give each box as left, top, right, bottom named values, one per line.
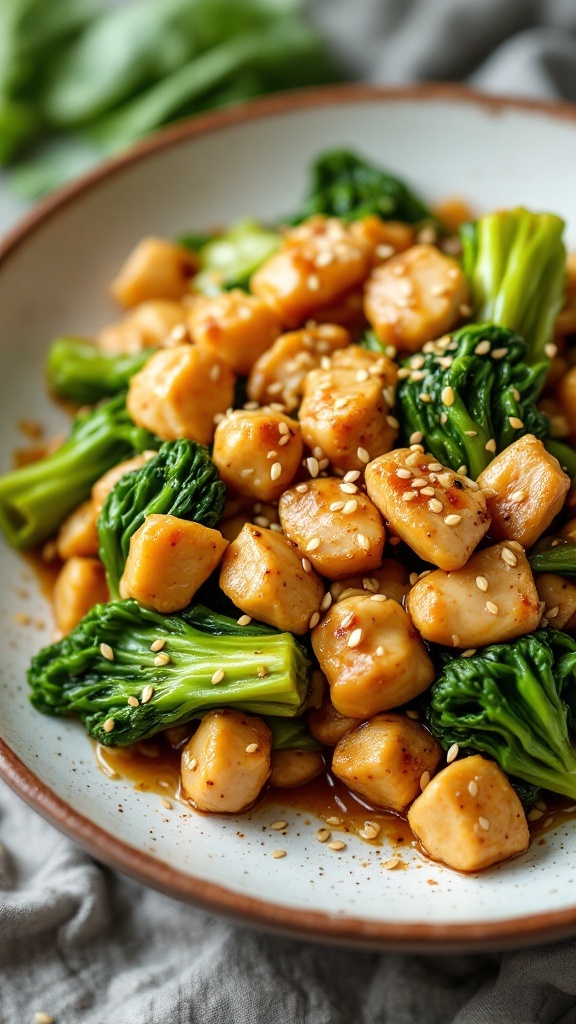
left=211, top=668, right=225, bottom=685
left=317, top=828, right=331, bottom=843
left=509, top=416, right=524, bottom=429
left=141, top=684, right=154, bottom=704
left=301, top=558, right=312, bottom=573
left=272, top=849, right=286, bottom=858
left=34, top=1015, right=54, bottom=1024
left=357, top=446, right=370, bottom=464
left=279, top=434, right=290, bottom=446
left=341, top=610, right=355, bottom=628
left=278, top=421, right=289, bottom=435
left=441, top=386, right=455, bottom=406
left=237, top=614, right=252, bottom=626
left=375, top=645, right=384, bottom=655
left=396, top=467, right=412, bottom=479
left=240, top=467, right=255, bottom=476
left=478, top=816, right=490, bottom=831
left=254, top=516, right=270, bottom=528
left=370, top=594, right=387, bottom=602
left=527, top=808, right=544, bottom=821
left=127, top=696, right=139, bottom=708
left=150, top=638, right=166, bottom=652
left=501, top=547, right=518, bottom=566
left=446, top=743, right=459, bottom=764
left=306, top=537, right=320, bottom=552
left=270, top=461, right=282, bottom=481
left=376, top=243, right=395, bottom=259
left=161, top=797, right=172, bottom=810
left=357, top=533, right=370, bottom=550
left=474, top=340, right=491, bottom=355
left=428, top=498, right=443, bottom=513
left=468, top=780, right=478, bottom=797
left=545, top=343, right=558, bottom=359
left=320, top=592, right=333, bottom=611
left=428, top=463, right=443, bottom=472
left=100, top=642, right=114, bottom=661
left=103, top=718, right=115, bottom=733
left=485, top=601, right=499, bottom=615
left=509, top=489, right=526, bottom=502
left=420, top=486, right=435, bottom=496
left=334, top=396, right=348, bottom=410
left=296, top=483, right=308, bottom=493
left=485, top=438, right=497, bottom=453
left=344, top=470, right=361, bottom=483
left=547, top=606, right=559, bottom=619
left=419, top=393, right=431, bottom=403
left=411, top=477, right=427, bottom=488
left=342, top=499, right=358, bottom=515
left=461, top=649, right=477, bottom=658
left=382, top=858, right=400, bottom=870
left=406, top=709, right=419, bottom=719
left=356, top=368, right=370, bottom=382
left=491, top=348, right=507, bottom=359
left=209, top=363, right=221, bottom=383
left=444, top=514, right=462, bottom=526
left=309, top=611, right=320, bottom=629
left=330, top=501, right=345, bottom=512
left=420, top=771, right=431, bottom=791
left=306, top=456, right=319, bottom=477
left=154, top=652, right=170, bottom=667
left=409, top=432, right=424, bottom=445
left=266, top=449, right=278, bottom=460
left=360, top=821, right=381, bottom=840
left=270, top=820, right=287, bottom=830
left=363, top=577, right=379, bottom=592
left=307, top=274, right=320, bottom=291
left=405, top=452, right=421, bottom=466
left=386, top=414, right=400, bottom=428
left=397, top=367, right=411, bottom=380
left=246, top=743, right=259, bottom=754
left=347, top=628, right=363, bottom=648
left=327, top=816, right=342, bottom=826
left=340, top=482, right=358, bottom=494
left=403, top=490, right=417, bottom=502
left=328, top=840, right=346, bottom=851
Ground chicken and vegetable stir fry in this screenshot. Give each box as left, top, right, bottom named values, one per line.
left=5, top=149, right=576, bottom=874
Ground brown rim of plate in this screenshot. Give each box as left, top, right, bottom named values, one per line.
left=1, top=82, right=576, bottom=951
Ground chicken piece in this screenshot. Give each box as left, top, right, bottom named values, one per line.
left=213, top=410, right=302, bottom=502
left=119, top=514, right=228, bottom=613
left=219, top=523, right=324, bottom=634
left=111, top=237, right=198, bottom=308
left=365, top=447, right=490, bottom=570
left=364, top=244, right=470, bottom=353
left=407, top=542, right=541, bottom=648
left=299, top=350, right=398, bottom=473
left=536, top=573, right=576, bottom=631
left=332, top=714, right=443, bottom=812
left=187, top=290, right=281, bottom=375
left=54, top=556, right=109, bottom=634
left=97, top=300, right=188, bottom=355
left=432, top=196, right=475, bottom=233
left=251, top=215, right=372, bottom=326
left=91, top=451, right=157, bottom=517
left=477, top=435, right=569, bottom=548
left=269, top=749, right=324, bottom=788
left=312, top=595, right=435, bottom=718
left=246, top=323, right=350, bottom=410
left=560, top=517, right=576, bottom=540
left=556, top=252, right=576, bottom=336
left=126, top=345, right=235, bottom=445
left=311, top=289, right=368, bottom=336
left=408, top=754, right=529, bottom=872
left=56, top=499, right=99, bottom=559
left=181, top=710, right=271, bottom=812
left=350, top=215, right=415, bottom=265
left=307, top=692, right=361, bottom=746
left=329, top=558, right=411, bottom=605
left=279, top=477, right=385, bottom=580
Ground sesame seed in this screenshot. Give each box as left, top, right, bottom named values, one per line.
left=441, top=386, right=455, bottom=406
left=154, top=652, right=170, bottom=667
left=410, top=370, right=426, bottom=382
left=334, top=396, right=348, bottom=409
left=376, top=243, right=395, bottom=259
left=279, top=434, right=290, bottom=446
left=509, top=416, right=524, bottom=429
left=356, top=369, right=370, bottom=382
left=320, top=592, right=333, bottom=611
left=409, top=431, right=424, bottom=445
left=528, top=808, right=544, bottom=821
left=161, top=798, right=172, bottom=810
left=320, top=355, right=332, bottom=370
left=240, top=467, right=255, bottom=476
left=444, top=514, right=462, bottom=526
left=330, top=500, right=345, bottom=512
left=461, top=649, right=477, bottom=659
left=246, top=743, right=259, bottom=754
left=420, top=393, right=431, bottom=403
left=547, top=606, right=559, bottom=619
left=485, top=438, right=497, bottom=453
left=457, top=465, right=467, bottom=476
left=341, top=610, right=355, bottom=628
left=375, top=645, right=384, bottom=655
left=301, top=558, right=312, bottom=573
left=405, top=452, right=421, bottom=466
left=357, top=534, right=370, bottom=550
left=344, top=470, right=361, bottom=483
left=209, top=364, right=221, bottom=383
left=486, top=601, right=499, bottom=615
left=396, top=467, right=412, bottom=479
left=406, top=709, right=419, bottom=719
left=328, top=840, right=346, bottom=851
left=306, top=537, right=320, bottom=552
left=266, top=449, right=278, bottom=459
left=307, top=274, right=320, bottom=291
left=464, top=430, right=478, bottom=437
left=309, top=611, right=320, bottom=629
left=254, top=516, right=270, bottom=528
left=34, top=1015, right=54, bottom=1024
left=306, top=456, right=320, bottom=478
left=541, top=617, right=549, bottom=628
left=270, top=461, right=282, bottom=481
left=478, top=816, right=490, bottom=831
left=545, top=343, right=558, bottom=359
left=509, top=489, right=526, bottom=502
left=397, top=367, right=411, bottom=379
left=491, top=348, right=507, bottom=359
left=270, top=820, right=287, bottom=830
left=403, top=490, right=417, bottom=502
left=326, top=816, right=342, bottom=826
left=141, top=685, right=154, bottom=704
left=150, top=638, right=166, bottom=652
left=357, top=446, right=370, bottom=464
left=386, top=414, right=400, bottom=428
left=446, top=743, right=459, bottom=764
left=428, top=498, right=443, bottom=513
left=103, top=718, right=115, bottom=734
left=278, top=421, right=289, bottom=435
left=468, top=780, right=478, bottom=797
left=420, top=771, right=431, bottom=791
left=342, top=499, right=358, bottom=515
left=409, top=572, right=419, bottom=586
left=272, top=849, right=286, bottom=858
left=474, top=340, right=491, bottom=355
left=347, top=628, right=363, bottom=648
left=428, top=463, right=443, bottom=472
left=100, top=642, right=114, bottom=661
left=296, top=482, right=308, bottom=493
left=370, top=594, right=387, bottom=602
left=382, top=858, right=400, bottom=870
left=237, top=614, right=252, bottom=626
left=211, top=668, right=225, bottom=685
left=420, top=486, right=435, bottom=497
left=127, top=696, right=139, bottom=708
left=501, top=547, right=518, bottom=566
left=317, top=828, right=331, bottom=843
left=411, top=477, right=427, bottom=488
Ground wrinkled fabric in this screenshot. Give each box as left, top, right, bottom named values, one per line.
left=3, top=1, right=576, bottom=1022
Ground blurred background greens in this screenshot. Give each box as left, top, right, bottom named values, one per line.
left=0, top=0, right=338, bottom=199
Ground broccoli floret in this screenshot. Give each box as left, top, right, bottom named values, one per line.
left=289, top=149, right=433, bottom=225
left=28, top=600, right=311, bottom=747
left=98, top=438, right=226, bottom=597
left=396, top=323, right=549, bottom=478
left=0, top=393, right=157, bottom=549
left=461, top=208, right=566, bottom=365
left=190, top=218, right=281, bottom=294
left=46, top=337, right=154, bottom=404
left=426, top=630, right=576, bottom=799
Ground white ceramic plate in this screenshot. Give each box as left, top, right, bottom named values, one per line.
left=2, top=85, right=576, bottom=951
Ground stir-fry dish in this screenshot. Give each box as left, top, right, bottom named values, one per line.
left=4, top=150, right=576, bottom=874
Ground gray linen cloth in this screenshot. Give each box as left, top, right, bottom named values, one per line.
left=3, top=2, right=576, bottom=1021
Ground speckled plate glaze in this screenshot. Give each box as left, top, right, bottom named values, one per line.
left=2, top=85, right=576, bottom=951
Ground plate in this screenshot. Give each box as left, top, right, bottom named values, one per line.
left=2, top=84, right=576, bottom=951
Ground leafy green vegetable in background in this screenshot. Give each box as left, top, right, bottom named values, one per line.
left=46, top=336, right=153, bottom=403
left=1, top=0, right=338, bottom=198
left=289, top=149, right=433, bottom=225
left=529, top=539, right=576, bottom=577
left=0, top=392, right=157, bottom=549
left=264, top=715, right=322, bottom=751
left=426, top=630, right=576, bottom=799
left=461, top=208, right=566, bottom=365
left=544, top=437, right=576, bottom=482
left=28, top=600, right=312, bottom=746
left=97, top=439, right=226, bottom=597
left=193, top=218, right=281, bottom=293
left=396, top=324, right=549, bottom=479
